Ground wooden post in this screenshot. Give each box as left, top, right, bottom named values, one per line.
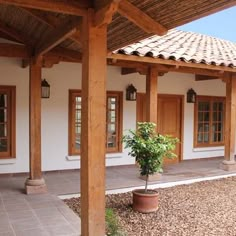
left=25, top=58, right=47, bottom=194
left=146, top=67, right=158, bottom=123
left=81, top=10, right=106, bottom=236
left=220, top=75, right=236, bottom=171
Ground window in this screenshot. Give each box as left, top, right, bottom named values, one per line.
left=194, top=96, right=225, bottom=147
left=69, top=90, right=123, bottom=155
left=0, top=86, right=16, bottom=159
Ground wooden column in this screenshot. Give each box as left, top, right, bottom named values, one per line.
left=25, top=58, right=47, bottom=194
left=220, top=75, right=236, bottom=171
left=146, top=67, right=158, bottom=123
left=81, top=10, right=107, bottom=236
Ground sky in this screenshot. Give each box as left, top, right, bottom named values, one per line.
left=178, top=6, right=236, bottom=42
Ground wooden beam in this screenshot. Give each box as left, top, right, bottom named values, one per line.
left=94, top=0, right=120, bottom=27
left=195, top=74, right=219, bottom=81
left=34, top=19, right=81, bottom=57
left=146, top=67, right=158, bottom=123
left=117, top=0, right=167, bottom=35
left=21, top=8, right=82, bottom=46
left=108, top=54, right=236, bottom=73
left=0, top=43, right=29, bottom=58
left=0, top=0, right=89, bottom=16
left=81, top=10, right=106, bottom=236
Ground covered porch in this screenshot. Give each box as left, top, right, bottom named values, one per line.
left=0, top=1, right=236, bottom=235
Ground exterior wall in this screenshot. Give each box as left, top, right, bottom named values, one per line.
left=0, top=58, right=226, bottom=173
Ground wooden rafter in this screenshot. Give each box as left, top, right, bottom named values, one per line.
left=21, top=8, right=82, bottom=46
left=0, top=0, right=90, bottom=16
left=34, top=19, right=81, bottom=57
left=117, top=0, right=167, bottom=35
left=94, top=0, right=120, bottom=27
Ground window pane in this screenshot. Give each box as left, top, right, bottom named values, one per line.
left=198, top=112, right=204, bottom=121
left=198, top=102, right=209, bottom=111
left=0, top=94, right=7, bottom=108
left=0, top=139, right=7, bottom=152
left=107, top=135, right=116, bottom=148
left=204, top=112, right=209, bottom=121
left=0, top=108, right=7, bottom=122
left=213, top=112, right=217, bottom=121
left=0, top=124, right=7, bottom=138
left=75, top=97, right=81, bottom=109
left=203, top=133, right=209, bottom=142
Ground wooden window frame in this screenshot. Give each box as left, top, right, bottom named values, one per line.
left=68, top=90, right=123, bottom=155
left=0, top=86, right=16, bottom=159
left=194, top=95, right=225, bottom=148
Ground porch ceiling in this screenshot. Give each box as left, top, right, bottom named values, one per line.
left=0, top=0, right=235, bottom=71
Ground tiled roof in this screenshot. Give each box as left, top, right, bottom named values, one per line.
left=115, top=30, right=236, bottom=68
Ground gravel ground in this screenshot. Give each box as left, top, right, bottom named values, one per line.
left=64, top=176, right=236, bottom=236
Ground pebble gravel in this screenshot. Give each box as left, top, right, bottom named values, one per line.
left=64, top=176, right=236, bottom=236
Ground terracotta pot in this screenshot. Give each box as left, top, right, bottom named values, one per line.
left=132, top=189, right=158, bottom=213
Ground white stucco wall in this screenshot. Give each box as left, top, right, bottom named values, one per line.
left=0, top=58, right=226, bottom=173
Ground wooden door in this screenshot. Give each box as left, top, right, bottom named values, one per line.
left=136, top=93, right=183, bottom=164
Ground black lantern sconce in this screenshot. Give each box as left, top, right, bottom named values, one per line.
left=126, top=84, right=137, bottom=101
left=187, top=88, right=197, bottom=103
left=41, top=79, right=50, bottom=98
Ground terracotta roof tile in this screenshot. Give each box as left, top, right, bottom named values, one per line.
left=114, top=29, right=236, bottom=68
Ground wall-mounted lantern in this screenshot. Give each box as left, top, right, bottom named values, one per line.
left=41, top=79, right=50, bottom=99
left=126, top=84, right=137, bottom=101
left=187, top=88, right=197, bottom=103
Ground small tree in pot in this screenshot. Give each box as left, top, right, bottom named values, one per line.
left=123, top=122, right=178, bottom=213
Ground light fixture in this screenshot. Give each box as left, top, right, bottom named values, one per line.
left=41, top=79, right=50, bottom=98
left=126, top=84, right=137, bottom=101
left=187, top=88, right=197, bottom=103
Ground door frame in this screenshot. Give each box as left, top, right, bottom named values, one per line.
left=136, top=93, right=184, bottom=162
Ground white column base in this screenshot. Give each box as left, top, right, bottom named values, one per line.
left=220, top=160, right=236, bottom=171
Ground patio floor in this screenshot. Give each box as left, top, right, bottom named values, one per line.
left=1, top=156, right=236, bottom=235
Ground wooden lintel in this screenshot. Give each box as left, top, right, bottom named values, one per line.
left=117, top=0, right=167, bottom=35
left=34, top=19, right=81, bottom=57
left=94, top=1, right=120, bottom=27
left=0, top=0, right=89, bottom=16
left=195, top=74, right=219, bottom=81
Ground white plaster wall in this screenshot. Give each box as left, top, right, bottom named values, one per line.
left=0, top=58, right=227, bottom=173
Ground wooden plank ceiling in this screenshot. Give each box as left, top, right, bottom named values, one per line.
left=0, top=0, right=235, bottom=69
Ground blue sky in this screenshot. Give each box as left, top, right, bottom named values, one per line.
left=178, top=6, right=236, bottom=42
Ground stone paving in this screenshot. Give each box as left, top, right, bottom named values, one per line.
left=0, top=156, right=236, bottom=235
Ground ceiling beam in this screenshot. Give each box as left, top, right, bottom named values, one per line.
left=0, top=43, right=29, bottom=58
left=94, top=1, right=120, bottom=27
left=0, top=0, right=90, bottom=16
left=34, top=19, right=81, bottom=58
left=195, top=74, right=220, bottom=81
left=21, top=8, right=82, bottom=46
left=117, top=0, right=167, bottom=35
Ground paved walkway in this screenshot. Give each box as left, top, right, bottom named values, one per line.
left=1, top=156, right=236, bottom=235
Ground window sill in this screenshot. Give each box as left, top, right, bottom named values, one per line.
left=66, top=153, right=123, bottom=161
left=0, top=158, right=16, bottom=164
left=193, top=146, right=224, bottom=152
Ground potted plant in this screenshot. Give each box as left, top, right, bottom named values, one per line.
left=122, top=122, right=178, bottom=213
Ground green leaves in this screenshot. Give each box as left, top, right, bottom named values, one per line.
left=123, top=122, right=179, bottom=189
